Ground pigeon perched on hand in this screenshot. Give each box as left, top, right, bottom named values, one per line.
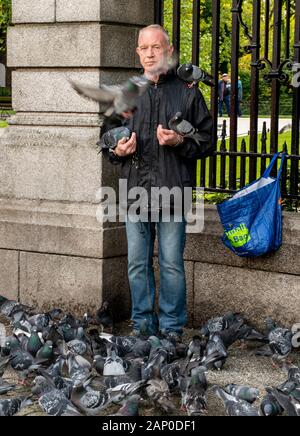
left=168, top=112, right=211, bottom=146
left=70, top=76, right=150, bottom=117
left=99, top=127, right=132, bottom=152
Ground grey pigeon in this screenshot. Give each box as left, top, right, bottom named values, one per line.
left=279, top=365, right=300, bottom=401
left=27, top=326, right=44, bottom=357
left=28, top=309, right=62, bottom=332
left=71, top=76, right=150, bottom=117
left=204, top=333, right=228, bottom=370
left=0, top=397, right=32, bottom=416
left=106, top=380, right=145, bottom=404
left=0, top=356, right=12, bottom=377
left=0, top=377, right=17, bottom=395
left=36, top=341, right=54, bottom=362
left=32, top=375, right=82, bottom=416
left=266, top=387, right=300, bottom=417
left=224, top=384, right=259, bottom=404
left=104, top=360, right=142, bottom=388
left=99, top=127, right=132, bottom=152
left=67, top=339, right=88, bottom=356
left=142, top=348, right=168, bottom=380
left=260, top=393, right=284, bottom=417
left=177, top=63, right=214, bottom=87
left=268, top=327, right=293, bottom=364
left=71, top=378, right=109, bottom=416
left=160, top=360, right=182, bottom=392
left=200, top=316, right=227, bottom=338
left=212, top=386, right=259, bottom=417
left=146, top=379, right=176, bottom=413
left=168, top=112, right=211, bottom=146
left=67, top=353, right=92, bottom=385
left=113, top=394, right=141, bottom=416
left=103, top=347, right=126, bottom=377
left=183, top=367, right=208, bottom=416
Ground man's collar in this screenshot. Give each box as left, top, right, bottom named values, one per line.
left=147, top=68, right=176, bottom=86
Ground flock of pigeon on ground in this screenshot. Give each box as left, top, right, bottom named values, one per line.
left=0, top=294, right=300, bottom=417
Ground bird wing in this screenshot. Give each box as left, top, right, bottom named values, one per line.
left=130, top=76, right=150, bottom=96
left=70, top=81, right=118, bottom=103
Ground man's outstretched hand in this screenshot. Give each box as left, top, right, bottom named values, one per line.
left=114, top=133, right=137, bottom=157
left=157, top=124, right=184, bottom=147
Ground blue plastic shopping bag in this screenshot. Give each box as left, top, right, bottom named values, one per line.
left=217, top=153, right=286, bottom=257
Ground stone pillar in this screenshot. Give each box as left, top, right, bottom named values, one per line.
left=0, top=0, right=154, bottom=317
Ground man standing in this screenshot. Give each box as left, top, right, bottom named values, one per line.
left=218, top=73, right=231, bottom=117
left=103, top=25, right=213, bottom=339
left=237, top=76, right=243, bottom=117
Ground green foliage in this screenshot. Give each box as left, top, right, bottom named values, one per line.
left=163, top=0, right=295, bottom=114
left=0, top=0, right=11, bottom=54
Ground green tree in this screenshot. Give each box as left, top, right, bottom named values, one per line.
left=0, top=0, right=11, bottom=55
left=163, top=0, right=294, bottom=115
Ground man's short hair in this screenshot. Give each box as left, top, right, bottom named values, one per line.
left=138, top=25, right=171, bottom=46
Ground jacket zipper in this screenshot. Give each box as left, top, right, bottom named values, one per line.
left=149, top=82, right=159, bottom=211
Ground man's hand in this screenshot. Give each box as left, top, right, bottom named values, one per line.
left=114, top=133, right=137, bottom=157
left=157, top=124, right=184, bottom=147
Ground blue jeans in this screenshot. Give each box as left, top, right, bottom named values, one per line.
left=125, top=217, right=187, bottom=335
left=219, top=96, right=231, bottom=116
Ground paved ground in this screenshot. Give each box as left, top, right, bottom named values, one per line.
left=218, top=117, right=292, bottom=138
left=1, top=314, right=299, bottom=417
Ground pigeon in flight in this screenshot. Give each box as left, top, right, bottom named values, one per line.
left=70, top=76, right=150, bottom=117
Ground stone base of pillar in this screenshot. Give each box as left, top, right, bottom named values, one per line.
left=0, top=197, right=130, bottom=319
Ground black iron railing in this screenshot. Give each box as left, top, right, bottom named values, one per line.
left=155, top=0, right=300, bottom=200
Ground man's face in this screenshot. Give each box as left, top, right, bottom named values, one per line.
left=136, top=29, right=173, bottom=77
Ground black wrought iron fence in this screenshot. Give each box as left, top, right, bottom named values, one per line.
left=155, top=0, right=300, bottom=200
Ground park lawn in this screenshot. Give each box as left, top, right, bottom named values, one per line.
left=197, top=130, right=292, bottom=189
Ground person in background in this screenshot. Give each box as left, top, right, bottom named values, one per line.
left=238, top=76, right=243, bottom=117
left=218, top=73, right=231, bottom=117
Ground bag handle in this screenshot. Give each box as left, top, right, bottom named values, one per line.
left=263, top=152, right=286, bottom=179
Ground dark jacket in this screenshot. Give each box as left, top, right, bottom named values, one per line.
left=102, top=71, right=213, bottom=212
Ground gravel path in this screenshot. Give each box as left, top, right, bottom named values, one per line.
left=1, top=315, right=299, bottom=417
